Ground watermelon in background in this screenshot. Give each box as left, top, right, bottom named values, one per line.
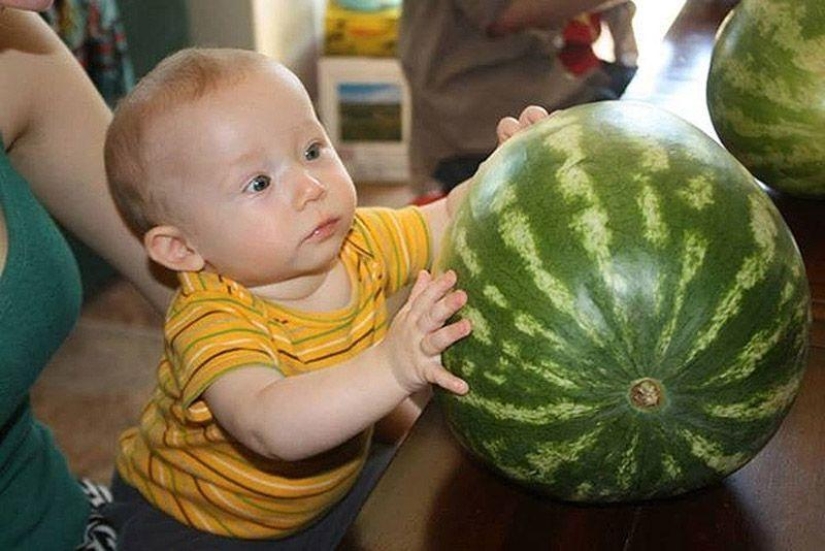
left=707, top=0, right=825, bottom=199
left=437, top=101, right=811, bottom=503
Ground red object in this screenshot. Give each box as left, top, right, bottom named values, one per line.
left=557, top=13, right=602, bottom=75
left=410, top=190, right=446, bottom=206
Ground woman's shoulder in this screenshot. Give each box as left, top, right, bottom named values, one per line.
left=0, top=9, right=75, bottom=147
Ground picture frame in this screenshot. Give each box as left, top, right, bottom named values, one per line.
left=317, top=56, right=411, bottom=184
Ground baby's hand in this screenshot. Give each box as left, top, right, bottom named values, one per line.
left=496, top=105, right=550, bottom=145
left=383, top=270, right=470, bottom=396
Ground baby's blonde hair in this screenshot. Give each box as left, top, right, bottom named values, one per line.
left=105, top=47, right=274, bottom=235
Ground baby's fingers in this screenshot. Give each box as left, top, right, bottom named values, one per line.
left=430, top=365, right=469, bottom=395
left=409, top=270, right=458, bottom=314
left=497, top=105, right=549, bottom=144
left=424, top=289, right=468, bottom=331
left=421, top=318, right=472, bottom=356
left=519, top=104, right=549, bottom=126
left=407, top=270, right=433, bottom=303
left=496, top=116, right=521, bottom=145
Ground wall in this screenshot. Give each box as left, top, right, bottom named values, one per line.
left=185, top=0, right=255, bottom=50
left=252, top=0, right=325, bottom=96
left=185, top=0, right=326, bottom=97
left=119, top=0, right=190, bottom=78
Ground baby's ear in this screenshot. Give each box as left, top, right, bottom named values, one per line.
left=144, top=225, right=205, bottom=272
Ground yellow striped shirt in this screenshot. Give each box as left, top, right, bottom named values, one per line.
left=116, top=207, right=431, bottom=539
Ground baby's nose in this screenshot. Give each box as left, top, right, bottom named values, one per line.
left=293, top=170, right=327, bottom=208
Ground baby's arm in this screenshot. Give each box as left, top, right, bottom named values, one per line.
left=419, top=105, right=550, bottom=259
left=203, top=270, right=468, bottom=462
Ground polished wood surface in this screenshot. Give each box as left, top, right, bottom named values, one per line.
left=344, top=349, right=824, bottom=550
left=343, top=1, right=825, bottom=548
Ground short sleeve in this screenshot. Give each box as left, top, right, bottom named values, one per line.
left=165, top=296, right=280, bottom=413
left=353, top=206, right=431, bottom=295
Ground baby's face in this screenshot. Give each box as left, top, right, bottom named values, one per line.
left=146, top=64, right=357, bottom=288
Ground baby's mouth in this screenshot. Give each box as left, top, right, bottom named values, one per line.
left=306, top=217, right=339, bottom=242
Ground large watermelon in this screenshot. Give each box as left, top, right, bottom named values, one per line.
left=707, top=0, right=825, bottom=199
left=436, top=101, right=811, bottom=503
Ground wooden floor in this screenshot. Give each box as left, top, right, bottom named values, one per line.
left=342, top=1, right=825, bottom=549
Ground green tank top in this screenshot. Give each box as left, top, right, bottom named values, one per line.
left=0, top=140, right=87, bottom=549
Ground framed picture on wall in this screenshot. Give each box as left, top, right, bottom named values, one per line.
left=318, top=56, right=411, bottom=184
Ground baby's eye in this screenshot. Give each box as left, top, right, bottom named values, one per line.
left=304, top=142, right=322, bottom=161
left=243, top=175, right=271, bottom=193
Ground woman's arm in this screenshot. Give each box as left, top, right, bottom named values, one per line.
left=488, top=0, right=630, bottom=36
left=0, top=9, right=172, bottom=312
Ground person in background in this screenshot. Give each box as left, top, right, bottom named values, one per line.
left=400, top=0, right=638, bottom=197
left=0, top=2, right=171, bottom=549
left=101, top=47, right=546, bottom=549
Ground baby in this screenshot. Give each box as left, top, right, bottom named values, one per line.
left=103, top=47, right=546, bottom=547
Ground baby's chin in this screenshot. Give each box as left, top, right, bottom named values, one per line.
left=244, top=256, right=346, bottom=294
